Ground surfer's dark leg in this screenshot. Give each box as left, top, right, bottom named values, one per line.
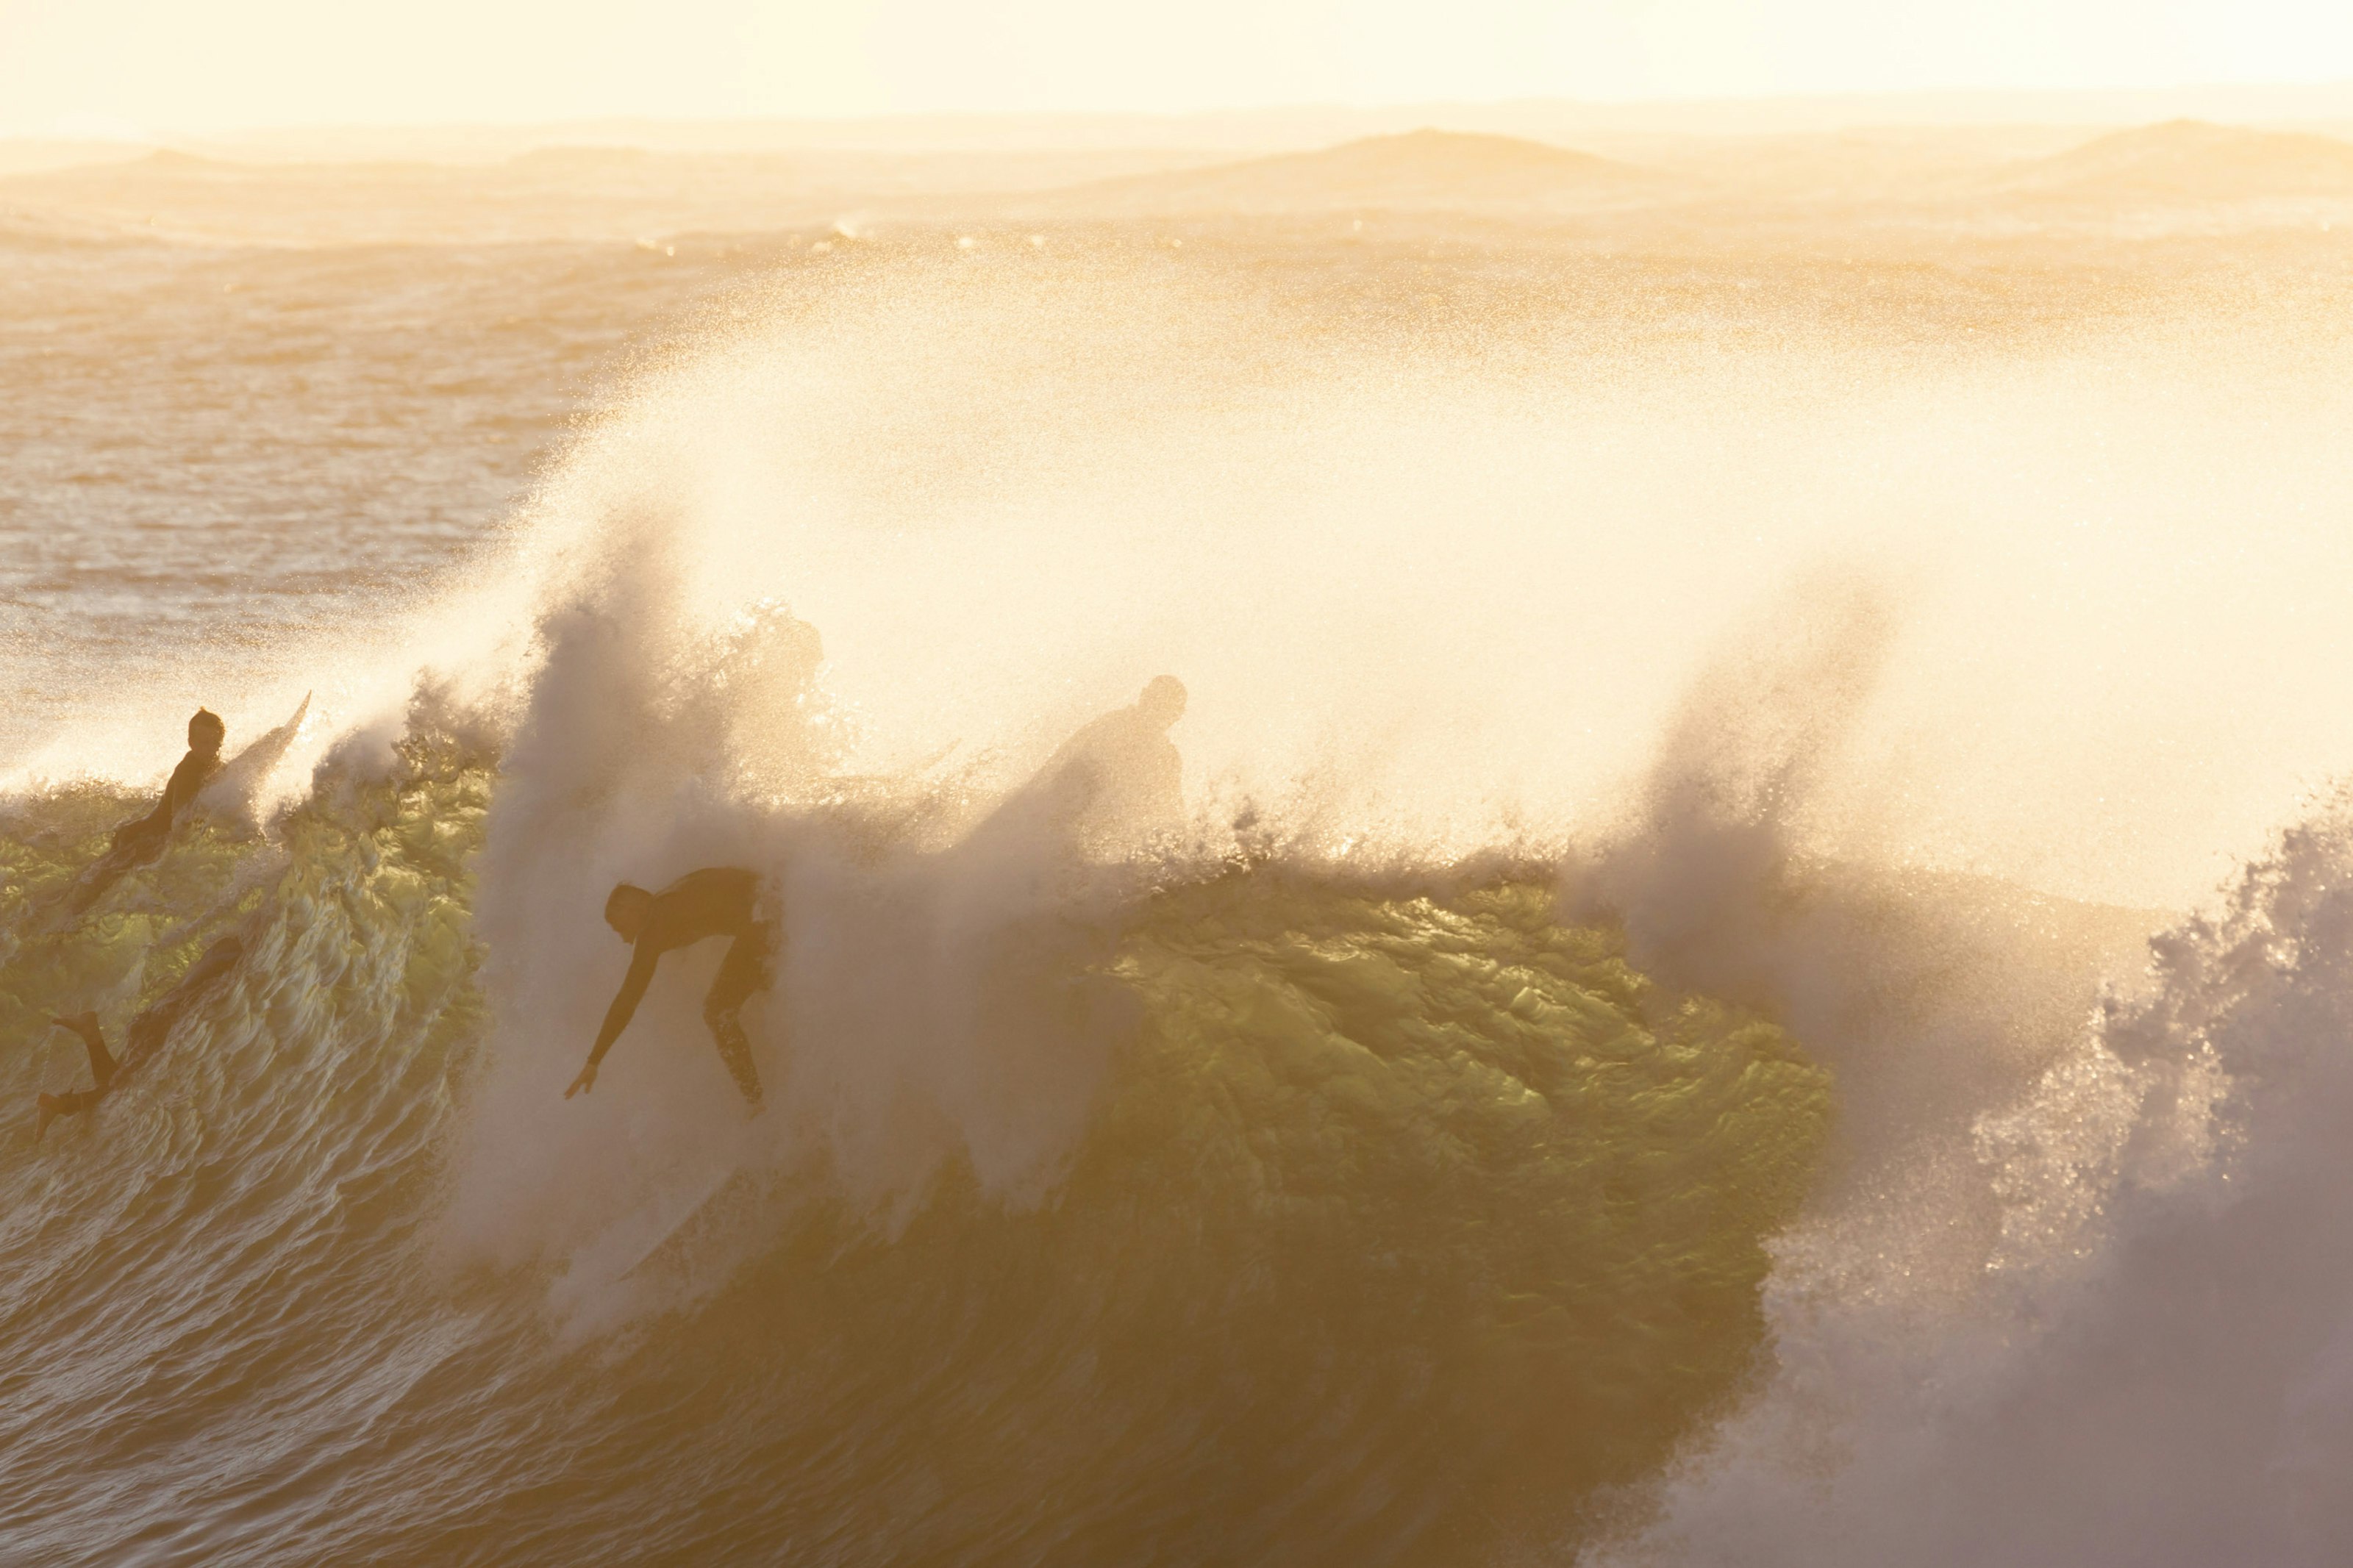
left=35, top=1086, right=106, bottom=1141
left=53, top=1012, right=117, bottom=1092
left=37, top=1015, right=118, bottom=1141
left=81, top=1028, right=119, bottom=1093
left=704, top=924, right=773, bottom=1107
left=707, top=1011, right=762, bottom=1106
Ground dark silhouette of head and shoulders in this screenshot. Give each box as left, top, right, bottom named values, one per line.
left=1029, top=676, right=1188, bottom=849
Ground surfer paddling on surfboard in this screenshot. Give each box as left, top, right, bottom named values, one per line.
left=565, top=867, right=772, bottom=1108
left=47, top=707, right=229, bottom=921
left=49, top=695, right=310, bottom=926
left=100, top=706, right=225, bottom=858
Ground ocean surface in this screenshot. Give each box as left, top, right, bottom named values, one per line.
left=5, top=168, right=2353, bottom=1565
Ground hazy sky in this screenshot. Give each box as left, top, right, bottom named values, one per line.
left=3, top=0, right=2349, bottom=133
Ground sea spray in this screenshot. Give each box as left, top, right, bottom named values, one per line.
left=9, top=215, right=2347, bottom=1567
left=0, top=706, right=1835, bottom=1564
left=1586, top=788, right=2353, bottom=1567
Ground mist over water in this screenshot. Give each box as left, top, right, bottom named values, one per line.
left=376, top=250, right=2353, bottom=909
left=1588, top=796, right=2353, bottom=1567
left=6, top=132, right=2353, bottom=1562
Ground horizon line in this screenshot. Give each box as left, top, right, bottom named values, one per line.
left=18, top=76, right=2353, bottom=147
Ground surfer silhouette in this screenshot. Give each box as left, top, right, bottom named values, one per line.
left=115, top=708, right=226, bottom=853
left=35, top=935, right=244, bottom=1142
left=43, top=695, right=310, bottom=930
left=565, top=867, right=771, bottom=1107
left=1018, top=676, right=1188, bottom=852
left=63, top=707, right=227, bottom=916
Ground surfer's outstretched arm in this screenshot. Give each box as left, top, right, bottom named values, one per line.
left=109, top=798, right=172, bottom=853
left=567, top=945, right=661, bottom=1098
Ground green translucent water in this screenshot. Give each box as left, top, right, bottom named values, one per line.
left=0, top=743, right=1830, bottom=1565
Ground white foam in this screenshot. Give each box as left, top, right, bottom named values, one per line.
left=1588, top=791, right=2353, bottom=1567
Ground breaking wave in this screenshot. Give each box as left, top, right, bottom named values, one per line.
left=8, top=254, right=2349, bottom=1566
left=1589, top=790, right=2353, bottom=1568
left=0, top=712, right=1830, bottom=1564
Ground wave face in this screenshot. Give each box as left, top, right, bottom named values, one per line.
left=1587, top=792, right=2353, bottom=1568
left=14, top=237, right=2353, bottom=1567
left=0, top=731, right=1829, bottom=1566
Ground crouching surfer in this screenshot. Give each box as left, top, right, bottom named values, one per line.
left=565, top=867, right=772, bottom=1108
left=35, top=934, right=244, bottom=1142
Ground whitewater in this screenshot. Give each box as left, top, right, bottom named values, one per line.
left=7, top=232, right=2353, bottom=1566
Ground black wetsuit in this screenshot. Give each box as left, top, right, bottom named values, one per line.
left=41, top=936, right=243, bottom=1129
left=588, top=867, right=772, bottom=1104
left=59, top=742, right=225, bottom=922
left=112, top=745, right=223, bottom=855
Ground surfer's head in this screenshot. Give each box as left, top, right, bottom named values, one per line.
left=1138, top=676, right=1187, bottom=731
left=188, top=708, right=225, bottom=753
left=604, top=883, right=655, bottom=942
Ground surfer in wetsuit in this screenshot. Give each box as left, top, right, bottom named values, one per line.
left=114, top=708, right=226, bottom=853
left=1043, top=676, right=1185, bottom=825
left=35, top=935, right=243, bottom=1142
left=59, top=708, right=228, bottom=919
left=565, top=867, right=772, bottom=1108
left=1006, top=676, right=1188, bottom=853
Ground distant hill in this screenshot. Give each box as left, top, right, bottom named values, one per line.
left=507, top=145, right=660, bottom=169
left=1018, top=128, right=1669, bottom=218
left=1990, top=119, right=2353, bottom=204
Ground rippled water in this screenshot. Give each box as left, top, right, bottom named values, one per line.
left=8, top=177, right=2352, bottom=1566
left=0, top=229, right=756, bottom=748
left=0, top=221, right=1854, bottom=1565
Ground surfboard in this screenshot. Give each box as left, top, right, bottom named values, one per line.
left=199, top=691, right=312, bottom=823
left=616, top=1164, right=755, bottom=1283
